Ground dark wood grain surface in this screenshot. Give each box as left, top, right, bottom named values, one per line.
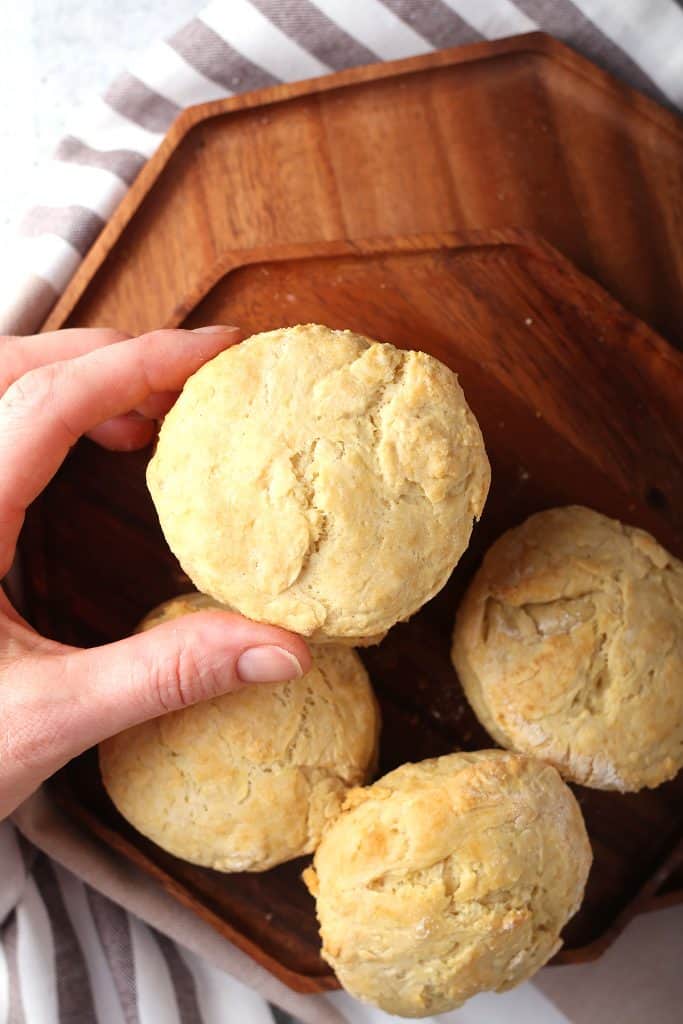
left=28, top=230, right=683, bottom=992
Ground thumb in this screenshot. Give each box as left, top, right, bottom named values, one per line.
left=56, top=611, right=311, bottom=751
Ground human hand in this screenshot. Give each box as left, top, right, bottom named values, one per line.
left=0, top=326, right=311, bottom=820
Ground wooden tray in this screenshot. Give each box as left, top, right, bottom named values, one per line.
left=26, top=229, right=683, bottom=993
left=24, top=30, right=683, bottom=993
left=42, top=32, right=683, bottom=350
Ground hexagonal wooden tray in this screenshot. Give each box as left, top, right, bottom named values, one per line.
left=21, top=32, right=683, bottom=993
left=23, top=228, right=682, bottom=992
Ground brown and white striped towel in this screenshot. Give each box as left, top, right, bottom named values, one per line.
left=1, top=0, right=683, bottom=335
left=2, top=807, right=574, bottom=1024
left=2, top=2, right=683, bottom=1023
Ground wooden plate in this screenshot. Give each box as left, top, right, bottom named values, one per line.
left=42, top=33, right=683, bottom=350
left=26, top=229, right=683, bottom=992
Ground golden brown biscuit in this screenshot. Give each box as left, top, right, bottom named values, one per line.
left=100, top=595, right=380, bottom=871
left=304, top=751, right=591, bottom=1017
left=147, top=324, right=490, bottom=644
left=452, top=506, right=683, bottom=791
left=136, top=591, right=224, bottom=630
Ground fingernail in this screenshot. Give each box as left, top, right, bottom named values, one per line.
left=236, top=646, right=304, bottom=683
left=192, top=325, right=237, bottom=334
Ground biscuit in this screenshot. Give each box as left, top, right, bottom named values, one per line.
left=147, top=324, right=490, bottom=644
left=136, top=591, right=223, bottom=630
left=452, top=506, right=683, bottom=791
left=99, top=595, right=380, bottom=871
left=304, top=750, right=590, bottom=1017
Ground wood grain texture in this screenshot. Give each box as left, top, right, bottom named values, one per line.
left=42, top=33, right=683, bottom=350
left=26, top=230, right=683, bottom=992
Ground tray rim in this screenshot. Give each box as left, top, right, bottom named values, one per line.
left=30, top=228, right=683, bottom=993
left=161, top=226, right=683, bottom=376
left=48, top=763, right=683, bottom=986
left=41, top=31, right=683, bottom=334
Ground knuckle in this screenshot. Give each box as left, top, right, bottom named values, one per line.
left=1, top=364, right=80, bottom=446
left=2, top=364, right=60, bottom=417
left=95, top=329, right=129, bottom=346
left=147, top=639, right=215, bottom=712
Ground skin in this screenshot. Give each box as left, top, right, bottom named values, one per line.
left=0, top=326, right=311, bottom=821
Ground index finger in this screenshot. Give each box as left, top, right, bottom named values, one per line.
left=0, top=326, right=241, bottom=576
left=0, top=328, right=130, bottom=394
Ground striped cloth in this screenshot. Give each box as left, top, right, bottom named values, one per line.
left=2, top=2, right=683, bottom=1023
left=1, top=813, right=574, bottom=1024
left=0, top=822, right=297, bottom=1024
left=1, top=0, right=683, bottom=334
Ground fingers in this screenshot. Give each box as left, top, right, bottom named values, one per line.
left=86, top=413, right=157, bottom=452
left=72, top=612, right=311, bottom=730
left=1, top=329, right=180, bottom=449
left=0, top=328, right=130, bottom=394
left=134, top=390, right=180, bottom=420
left=85, top=393, right=181, bottom=449
left=0, top=327, right=241, bottom=575
left=2, top=613, right=311, bottom=804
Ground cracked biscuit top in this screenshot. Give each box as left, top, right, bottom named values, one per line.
left=147, top=324, right=490, bottom=644
left=303, top=751, right=591, bottom=1017
left=452, top=506, right=683, bottom=792
left=99, top=595, right=380, bottom=872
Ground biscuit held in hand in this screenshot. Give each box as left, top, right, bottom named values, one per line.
left=452, top=506, right=683, bottom=791
left=304, top=751, right=591, bottom=1017
left=0, top=327, right=310, bottom=821
left=148, top=324, right=490, bottom=644
left=100, top=594, right=380, bottom=872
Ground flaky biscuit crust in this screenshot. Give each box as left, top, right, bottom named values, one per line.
left=304, top=751, right=591, bottom=1017
left=147, top=324, right=490, bottom=643
left=100, top=596, right=380, bottom=871
left=453, top=506, right=683, bottom=791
